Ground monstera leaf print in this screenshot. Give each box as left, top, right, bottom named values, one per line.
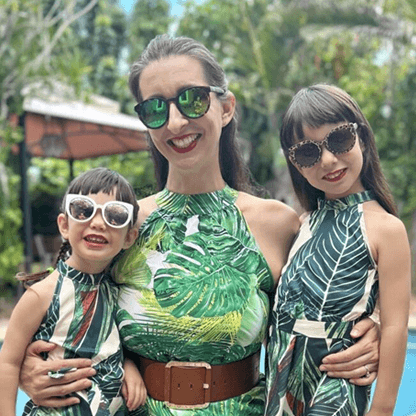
left=153, top=219, right=261, bottom=319
left=113, top=228, right=164, bottom=288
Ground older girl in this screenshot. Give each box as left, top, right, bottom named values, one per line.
left=265, top=84, right=410, bottom=416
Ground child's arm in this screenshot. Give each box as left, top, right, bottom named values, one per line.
left=367, top=216, right=411, bottom=416
left=121, top=357, right=147, bottom=411
left=0, top=272, right=57, bottom=416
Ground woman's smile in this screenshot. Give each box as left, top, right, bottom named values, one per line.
left=169, top=133, right=200, bottom=153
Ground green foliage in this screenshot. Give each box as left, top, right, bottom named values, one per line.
left=127, top=0, right=172, bottom=63
left=30, top=151, right=156, bottom=203
left=0, top=119, right=23, bottom=289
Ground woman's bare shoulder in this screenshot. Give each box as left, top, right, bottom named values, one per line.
left=236, top=191, right=299, bottom=230
left=137, top=194, right=158, bottom=226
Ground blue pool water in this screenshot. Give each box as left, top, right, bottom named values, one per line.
left=11, top=330, right=416, bottom=415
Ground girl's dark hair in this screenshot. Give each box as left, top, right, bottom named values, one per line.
left=17, top=168, right=139, bottom=285
left=129, top=34, right=253, bottom=193
left=280, top=84, right=397, bottom=215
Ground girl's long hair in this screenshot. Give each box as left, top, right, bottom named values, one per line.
left=280, top=84, right=397, bottom=215
left=129, top=34, right=254, bottom=193
left=17, top=168, right=139, bottom=286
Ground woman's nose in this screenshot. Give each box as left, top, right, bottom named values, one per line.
left=166, top=102, right=189, bottom=133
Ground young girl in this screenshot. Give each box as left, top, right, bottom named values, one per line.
left=265, top=84, right=411, bottom=416
left=0, top=167, right=146, bottom=415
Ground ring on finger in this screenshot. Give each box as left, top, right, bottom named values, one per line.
left=47, top=367, right=77, bottom=380
left=363, top=364, right=371, bottom=378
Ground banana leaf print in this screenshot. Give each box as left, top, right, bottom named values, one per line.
left=25, top=261, right=124, bottom=416
left=277, top=203, right=378, bottom=322
left=266, top=193, right=375, bottom=416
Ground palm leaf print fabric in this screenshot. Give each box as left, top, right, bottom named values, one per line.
left=23, top=261, right=125, bottom=416
left=265, top=192, right=377, bottom=416
left=114, top=186, right=274, bottom=415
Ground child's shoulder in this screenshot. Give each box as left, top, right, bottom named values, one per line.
left=29, top=269, right=59, bottom=298
left=363, top=201, right=408, bottom=248
left=17, top=269, right=59, bottom=314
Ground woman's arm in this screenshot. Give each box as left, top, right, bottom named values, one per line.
left=366, top=216, right=410, bottom=414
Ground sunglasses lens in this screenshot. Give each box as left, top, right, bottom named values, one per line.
left=178, top=87, right=210, bottom=118
left=294, top=143, right=321, bottom=167
left=327, top=127, right=355, bottom=153
left=103, top=203, right=130, bottom=227
left=139, top=98, right=168, bottom=129
left=69, top=198, right=94, bottom=221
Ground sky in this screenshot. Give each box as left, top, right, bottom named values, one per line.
left=118, top=0, right=188, bottom=17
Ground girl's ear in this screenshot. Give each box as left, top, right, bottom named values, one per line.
left=57, top=214, right=69, bottom=240
left=123, top=227, right=138, bottom=250
left=221, top=91, right=236, bottom=127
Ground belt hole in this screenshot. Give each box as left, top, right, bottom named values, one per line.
left=177, top=383, right=180, bottom=388
left=190, top=383, right=193, bottom=389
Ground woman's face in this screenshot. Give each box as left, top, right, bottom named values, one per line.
left=138, top=55, right=235, bottom=174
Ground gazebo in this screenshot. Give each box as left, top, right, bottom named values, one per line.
left=15, top=83, right=148, bottom=273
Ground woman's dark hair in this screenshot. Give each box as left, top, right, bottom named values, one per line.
left=280, top=84, right=397, bottom=215
left=17, top=168, right=139, bottom=285
left=129, top=34, right=253, bottom=193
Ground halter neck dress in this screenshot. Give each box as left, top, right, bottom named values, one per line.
left=23, top=260, right=125, bottom=416
left=265, top=191, right=378, bottom=416
left=114, top=186, right=274, bottom=415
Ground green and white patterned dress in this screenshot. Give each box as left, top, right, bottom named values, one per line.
left=265, top=191, right=377, bottom=416
left=23, top=260, right=125, bottom=416
left=114, top=186, right=274, bottom=416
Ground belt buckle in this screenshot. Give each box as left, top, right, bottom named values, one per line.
left=164, top=361, right=212, bottom=409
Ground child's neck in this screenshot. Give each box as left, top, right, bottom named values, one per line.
left=64, top=257, right=108, bottom=275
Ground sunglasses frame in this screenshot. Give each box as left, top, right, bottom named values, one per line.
left=65, top=194, right=134, bottom=229
left=288, top=123, right=358, bottom=168
left=134, top=85, right=225, bottom=129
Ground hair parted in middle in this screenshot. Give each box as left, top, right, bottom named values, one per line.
left=129, top=34, right=254, bottom=193
left=280, top=84, right=397, bottom=216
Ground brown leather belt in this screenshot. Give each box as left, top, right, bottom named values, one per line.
left=131, top=351, right=261, bottom=409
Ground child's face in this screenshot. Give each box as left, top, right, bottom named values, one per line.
left=57, top=190, right=138, bottom=274
left=295, top=123, right=365, bottom=200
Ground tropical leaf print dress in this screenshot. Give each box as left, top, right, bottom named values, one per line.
left=265, top=192, right=377, bottom=416
left=23, top=261, right=125, bottom=416
left=114, top=186, right=274, bottom=416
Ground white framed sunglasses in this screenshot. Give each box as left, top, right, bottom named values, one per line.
left=65, top=194, right=134, bottom=229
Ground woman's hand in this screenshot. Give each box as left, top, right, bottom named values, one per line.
left=319, top=318, right=379, bottom=385
left=19, top=340, right=96, bottom=407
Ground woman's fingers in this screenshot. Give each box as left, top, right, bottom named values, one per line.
left=25, top=340, right=57, bottom=357
left=324, top=360, right=378, bottom=379
left=19, top=341, right=96, bottom=408
left=32, top=396, right=82, bottom=408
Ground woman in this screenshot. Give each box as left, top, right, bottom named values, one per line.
left=19, top=35, right=379, bottom=415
